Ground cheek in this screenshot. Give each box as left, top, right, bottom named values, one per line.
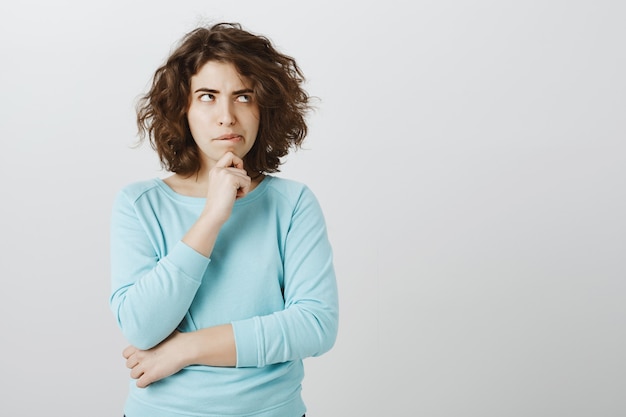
left=247, top=108, right=261, bottom=130
left=186, top=108, right=206, bottom=132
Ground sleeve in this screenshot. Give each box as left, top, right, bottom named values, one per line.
left=232, top=186, right=339, bottom=367
left=109, top=189, right=210, bottom=350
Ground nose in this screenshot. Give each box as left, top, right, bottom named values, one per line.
left=218, top=101, right=236, bottom=126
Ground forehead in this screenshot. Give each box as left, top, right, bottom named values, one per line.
left=191, top=61, right=252, bottom=88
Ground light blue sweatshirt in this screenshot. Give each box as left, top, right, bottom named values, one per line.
left=110, top=175, right=338, bottom=417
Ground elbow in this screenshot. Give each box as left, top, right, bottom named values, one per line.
left=119, top=324, right=163, bottom=351
left=321, top=315, right=339, bottom=355
left=308, top=305, right=339, bottom=357
left=111, top=297, right=168, bottom=350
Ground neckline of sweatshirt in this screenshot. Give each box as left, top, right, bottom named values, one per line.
left=152, top=174, right=274, bottom=207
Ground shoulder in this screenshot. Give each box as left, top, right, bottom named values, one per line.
left=264, top=176, right=317, bottom=203
left=114, top=178, right=162, bottom=207
left=263, top=176, right=324, bottom=216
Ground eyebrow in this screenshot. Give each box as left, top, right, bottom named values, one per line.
left=194, top=88, right=254, bottom=95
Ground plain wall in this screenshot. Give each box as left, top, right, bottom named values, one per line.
left=1, top=1, right=624, bottom=415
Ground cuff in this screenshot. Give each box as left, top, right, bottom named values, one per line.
left=232, top=316, right=263, bottom=368
left=164, top=241, right=211, bottom=283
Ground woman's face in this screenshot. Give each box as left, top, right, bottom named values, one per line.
left=187, top=61, right=260, bottom=170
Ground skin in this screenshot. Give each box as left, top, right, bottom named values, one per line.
left=123, top=61, right=263, bottom=388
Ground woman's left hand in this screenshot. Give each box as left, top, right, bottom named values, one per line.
left=122, top=331, right=189, bottom=388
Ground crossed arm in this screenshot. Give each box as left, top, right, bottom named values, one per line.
left=123, top=325, right=236, bottom=388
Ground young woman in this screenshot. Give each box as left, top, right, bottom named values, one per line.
left=109, top=22, right=338, bottom=417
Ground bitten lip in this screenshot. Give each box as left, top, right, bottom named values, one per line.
left=215, top=133, right=243, bottom=141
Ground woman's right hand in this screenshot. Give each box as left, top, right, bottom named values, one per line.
left=182, top=152, right=251, bottom=257
left=202, top=152, right=252, bottom=225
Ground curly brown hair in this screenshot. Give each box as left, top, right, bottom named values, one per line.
left=136, top=22, right=311, bottom=176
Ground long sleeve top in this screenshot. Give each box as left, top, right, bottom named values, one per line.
left=110, top=175, right=338, bottom=417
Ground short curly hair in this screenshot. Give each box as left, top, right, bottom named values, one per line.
left=136, top=22, right=311, bottom=176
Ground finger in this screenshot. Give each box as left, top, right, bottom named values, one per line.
left=215, top=152, right=244, bottom=169
left=230, top=156, right=244, bottom=170
left=122, top=346, right=136, bottom=359
left=216, top=167, right=250, bottom=196
left=125, top=355, right=138, bottom=369
left=130, top=365, right=144, bottom=380
left=235, top=174, right=252, bottom=198
left=136, top=374, right=152, bottom=388
left=236, top=180, right=251, bottom=198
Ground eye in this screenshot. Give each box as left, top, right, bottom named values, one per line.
left=236, top=94, right=252, bottom=103
left=199, top=93, right=214, bottom=102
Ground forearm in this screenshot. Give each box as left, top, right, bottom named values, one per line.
left=182, top=212, right=223, bottom=258
left=233, top=299, right=338, bottom=368
left=181, top=324, right=237, bottom=367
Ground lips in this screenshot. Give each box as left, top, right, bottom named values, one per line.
left=215, top=133, right=243, bottom=141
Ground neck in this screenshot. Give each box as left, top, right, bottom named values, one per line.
left=163, top=170, right=265, bottom=198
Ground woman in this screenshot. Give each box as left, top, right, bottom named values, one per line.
left=110, top=22, right=338, bottom=417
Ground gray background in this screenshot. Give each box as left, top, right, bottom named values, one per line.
left=1, top=0, right=624, bottom=416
